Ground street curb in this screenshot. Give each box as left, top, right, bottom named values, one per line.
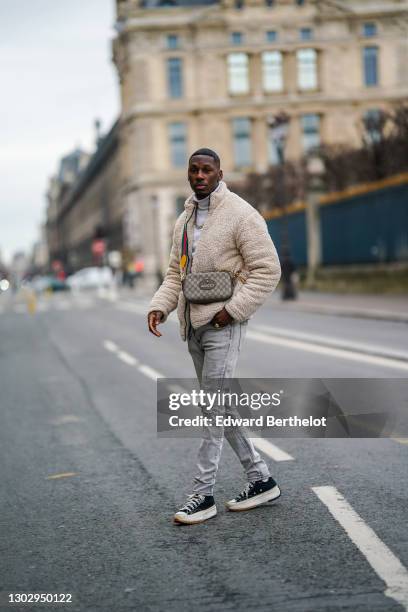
left=272, top=302, right=408, bottom=324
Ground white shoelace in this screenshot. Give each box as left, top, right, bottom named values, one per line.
left=181, top=494, right=205, bottom=513
left=237, top=482, right=255, bottom=501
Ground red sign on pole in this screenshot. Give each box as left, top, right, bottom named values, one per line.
left=92, top=239, right=106, bottom=257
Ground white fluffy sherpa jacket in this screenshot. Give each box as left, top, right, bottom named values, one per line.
left=148, top=181, right=281, bottom=341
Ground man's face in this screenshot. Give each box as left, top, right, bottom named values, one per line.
left=188, top=155, right=223, bottom=198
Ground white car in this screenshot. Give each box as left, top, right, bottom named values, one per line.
left=67, top=267, right=113, bottom=291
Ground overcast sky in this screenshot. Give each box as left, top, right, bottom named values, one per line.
left=0, top=0, right=119, bottom=264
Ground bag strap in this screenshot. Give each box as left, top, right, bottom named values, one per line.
left=180, top=208, right=195, bottom=280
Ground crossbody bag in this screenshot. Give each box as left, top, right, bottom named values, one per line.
left=179, top=208, right=246, bottom=304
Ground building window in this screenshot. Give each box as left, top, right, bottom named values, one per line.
left=265, top=0, right=275, bottom=7
left=262, top=51, right=283, bottom=92
left=363, top=46, right=379, bottom=86
left=363, top=22, right=377, bottom=37
left=232, top=118, right=252, bottom=167
left=227, top=53, right=249, bottom=94
left=169, top=122, right=187, bottom=167
left=301, top=113, right=320, bottom=151
left=167, top=57, right=183, bottom=98
left=235, top=0, right=244, bottom=8
left=296, top=0, right=305, bottom=5
left=297, top=48, right=318, bottom=90
left=266, top=30, right=277, bottom=42
left=300, top=27, right=313, bottom=41
left=167, top=35, right=179, bottom=49
left=231, top=32, right=243, bottom=45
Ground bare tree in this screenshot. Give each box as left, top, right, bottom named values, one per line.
left=237, top=104, right=408, bottom=212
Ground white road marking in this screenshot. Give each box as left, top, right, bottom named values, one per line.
left=103, top=340, right=119, bottom=353
left=251, top=437, right=295, bottom=461
left=117, top=351, right=139, bottom=366
left=14, top=304, right=27, bottom=313
left=252, top=324, right=408, bottom=363
left=102, top=339, right=294, bottom=459
left=138, top=364, right=164, bottom=380
left=37, top=302, right=49, bottom=312
left=246, top=330, right=408, bottom=372
left=49, top=415, right=85, bottom=425
left=112, top=305, right=407, bottom=368
left=55, top=301, right=69, bottom=310
left=313, top=486, right=408, bottom=610
left=392, top=438, right=408, bottom=445
left=103, top=339, right=164, bottom=380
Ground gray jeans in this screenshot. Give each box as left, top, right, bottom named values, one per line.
left=187, top=320, right=270, bottom=496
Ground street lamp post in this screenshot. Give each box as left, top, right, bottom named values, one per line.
left=306, top=154, right=325, bottom=287
left=268, top=112, right=297, bottom=300
left=363, top=110, right=386, bottom=180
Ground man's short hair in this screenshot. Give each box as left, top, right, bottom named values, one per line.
left=189, top=148, right=220, bottom=167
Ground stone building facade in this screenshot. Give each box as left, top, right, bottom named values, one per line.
left=112, top=0, right=408, bottom=277
left=46, top=123, right=124, bottom=274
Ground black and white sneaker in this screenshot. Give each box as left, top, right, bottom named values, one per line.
left=173, top=494, right=217, bottom=524
left=225, top=477, right=281, bottom=511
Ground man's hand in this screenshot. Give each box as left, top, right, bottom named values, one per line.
left=148, top=310, right=164, bottom=337
left=211, top=307, right=234, bottom=328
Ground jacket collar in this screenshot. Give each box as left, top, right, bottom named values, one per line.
left=184, top=180, right=228, bottom=214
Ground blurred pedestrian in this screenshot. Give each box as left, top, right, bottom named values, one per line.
left=147, top=149, right=281, bottom=524
left=280, top=248, right=297, bottom=301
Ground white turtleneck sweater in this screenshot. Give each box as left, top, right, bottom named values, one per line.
left=192, top=183, right=221, bottom=258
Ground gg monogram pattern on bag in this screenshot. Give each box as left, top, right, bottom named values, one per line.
left=182, top=271, right=233, bottom=304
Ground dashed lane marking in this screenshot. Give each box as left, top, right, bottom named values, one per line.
left=117, top=351, right=139, bottom=366
left=138, top=364, right=164, bottom=380
left=103, top=340, right=119, bottom=352
left=251, top=436, right=295, bottom=462
left=313, top=486, right=408, bottom=611
left=103, top=340, right=163, bottom=380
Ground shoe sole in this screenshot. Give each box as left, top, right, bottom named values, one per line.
left=225, top=485, right=281, bottom=512
left=173, top=506, right=217, bottom=525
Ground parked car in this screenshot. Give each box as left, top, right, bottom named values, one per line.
left=66, top=267, right=113, bottom=291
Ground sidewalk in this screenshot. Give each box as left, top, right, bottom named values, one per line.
left=267, top=290, right=408, bottom=323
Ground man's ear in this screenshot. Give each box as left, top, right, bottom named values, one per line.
left=219, top=169, right=223, bottom=180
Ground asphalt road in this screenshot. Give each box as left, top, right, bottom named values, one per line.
left=1, top=289, right=408, bottom=612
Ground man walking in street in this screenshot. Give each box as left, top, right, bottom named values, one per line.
left=147, top=149, right=281, bottom=524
